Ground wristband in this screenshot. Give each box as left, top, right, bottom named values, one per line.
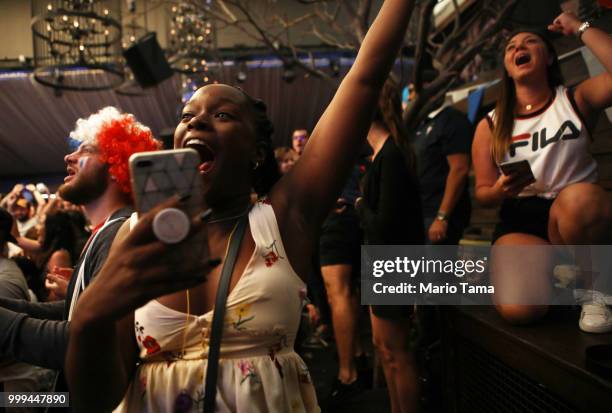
left=577, top=21, right=591, bottom=40
left=436, top=211, right=449, bottom=221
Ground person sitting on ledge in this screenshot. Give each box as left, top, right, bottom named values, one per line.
left=472, top=11, right=612, bottom=331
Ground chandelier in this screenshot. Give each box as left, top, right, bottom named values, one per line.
left=167, top=1, right=217, bottom=102
left=31, top=0, right=123, bottom=91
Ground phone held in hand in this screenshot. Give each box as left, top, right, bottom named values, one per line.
left=129, top=149, right=208, bottom=259
left=499, top=159, right=536, bottom=185
left=129, top=148, right=203, bottom=214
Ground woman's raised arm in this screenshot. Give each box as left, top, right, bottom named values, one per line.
left=270, top=0, right=416, bottom=228
left=549, top=12, right=612, bottom=116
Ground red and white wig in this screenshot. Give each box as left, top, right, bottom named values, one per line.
left=69, top=107, right=161, bottom=195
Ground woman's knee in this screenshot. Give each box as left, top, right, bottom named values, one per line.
left=551, top=183, right=612, bottom=234
left=372, top=336, right=401, bottom=366
left=322, top=265, right=353, bottom=301
left=495, top=304, right=548, bottom=325
left=372, top=330, right=412, bottom=366
left=491, top=233, right=552, bottom=309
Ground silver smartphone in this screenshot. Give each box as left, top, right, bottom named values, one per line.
left=129, top=148, right=208, bottom=260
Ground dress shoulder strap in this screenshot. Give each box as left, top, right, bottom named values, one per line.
left=248, top=199, right=287, bottom=256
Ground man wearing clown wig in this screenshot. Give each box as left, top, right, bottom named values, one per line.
left=0, top=107, right=159, bottom=407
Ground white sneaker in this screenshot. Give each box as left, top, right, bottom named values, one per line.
left=574, top=289, right=612, bottom=305
left=579, top=300, right=612, bottom=333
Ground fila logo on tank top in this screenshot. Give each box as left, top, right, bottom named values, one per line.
left=489, top=85, right=597, bottom=199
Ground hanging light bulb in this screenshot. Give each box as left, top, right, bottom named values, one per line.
left=236, top=62, right=247, bottom=83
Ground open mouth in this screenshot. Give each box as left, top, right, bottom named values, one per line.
left=515, top=54, right=531, bottom=66
left=184, top=138, right=216, bottom=174
left=64, top=168, right=76, bottom=182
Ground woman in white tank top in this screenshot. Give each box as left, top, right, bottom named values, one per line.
left=64, top=1, right=416, bottom=412
left=472, top=12, right=612, bottom=330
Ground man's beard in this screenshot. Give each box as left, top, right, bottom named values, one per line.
left=58, top=167, right=109, bottom=206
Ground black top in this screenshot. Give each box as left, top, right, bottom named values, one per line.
left=413, top=106, right=472, bottom=219
left=358, top=138, right=424, bottom=245
left=0, top=206, right=132, bottom=410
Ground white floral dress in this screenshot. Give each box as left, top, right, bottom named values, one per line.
left=114, top=200, right=319, bottom=413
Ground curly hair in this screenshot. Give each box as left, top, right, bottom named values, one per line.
left=69, top=107, right=161, bottom=194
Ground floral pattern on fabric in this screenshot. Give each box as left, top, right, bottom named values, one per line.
left=115, top=203, right=320, bottom=413
left=262, top=240, right=284, bottom=267
left=231, top=303, right=255, bottom=331
left=173, top=389, right=204, bottom=413
left=268, top=334, right=289, bottom=379
left=258, top=197, right=272, bottom=205
left=142, top=336, right=161, bottom=355
left=237, top=360, right=260, bottom=384
left=163, top=351, right=185, bottom=366
left=135, top=321, right=161, bottom=355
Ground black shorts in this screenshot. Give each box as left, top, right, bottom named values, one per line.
left=371, top=304, right=414, bottom=320
left=492, top=197, right=554, bottom=243
left=319, top=208, right=362, bottom=267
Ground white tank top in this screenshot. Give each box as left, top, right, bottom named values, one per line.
left=489, top=85, right=597, bottom=199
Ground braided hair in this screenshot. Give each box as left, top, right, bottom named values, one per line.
left=232, top=86, right=280, bottom=196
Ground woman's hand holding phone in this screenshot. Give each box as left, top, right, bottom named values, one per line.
left=495, top=160, right=536, bottom=199
left=74, top=196, right=220, bottom=324
left=494, top=170, right=534, bottom=198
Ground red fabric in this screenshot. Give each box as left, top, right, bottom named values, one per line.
left=80, top=221, right=106, bottom=257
